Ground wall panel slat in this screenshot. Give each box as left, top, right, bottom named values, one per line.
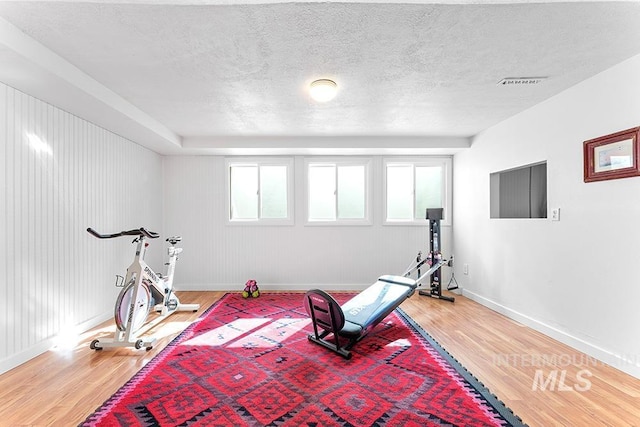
left=0, top=82, right=163, bottom=374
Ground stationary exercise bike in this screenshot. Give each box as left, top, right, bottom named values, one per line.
left=87, top=227, right=200, bottom=351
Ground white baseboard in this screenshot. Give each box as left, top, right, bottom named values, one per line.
left=176, top=283, right=371, bottom=292
left=463, top=289, right=640, bottom=379
left=0, top=341, right=53, bottom=376
left=0, top=312, right=112, bottom=376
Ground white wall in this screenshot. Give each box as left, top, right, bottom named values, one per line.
left=453, top=53, right=640, bottom=378
left=0, top=83, right=163, bottom=375
left=163, top=156, right=452, bottom=290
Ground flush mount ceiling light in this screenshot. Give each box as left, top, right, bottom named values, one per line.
left=309, top=79, right=338, bottom=102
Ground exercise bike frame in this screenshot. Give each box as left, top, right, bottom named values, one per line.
left=87, top=227, right=200, bottom=351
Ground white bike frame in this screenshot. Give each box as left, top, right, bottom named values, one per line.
left=87, top=227, right=200, bottom=351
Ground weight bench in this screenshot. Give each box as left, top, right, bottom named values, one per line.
left=303, top=275, right=418, bottom=359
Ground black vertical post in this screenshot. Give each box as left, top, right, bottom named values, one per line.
left=430, top=211, right=441, bottom=297
left=419, top=208, right=454, bottom=302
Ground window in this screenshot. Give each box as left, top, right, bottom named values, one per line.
left=226, top=158, right=293, bottom=224
left=306, top=159, right=371, bottom=224
left=384, top=158, right=451, bottom=225
left=490, top=162, right=547, bottom=219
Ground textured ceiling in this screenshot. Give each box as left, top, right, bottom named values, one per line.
left=1, top=1, right=640, bottom=154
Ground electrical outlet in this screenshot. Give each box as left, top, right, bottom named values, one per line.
left=551, top=208, right=561, bottom=221
left=463, top=263, right=469, bottom=275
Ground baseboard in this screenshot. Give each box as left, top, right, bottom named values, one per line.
left=0, top=312, right=112, bottom=376
left=462, top=289, right=640, bottom=379
left=0, top=341, right=53, bottom=376
left=176, top=283, right=371, bottom=292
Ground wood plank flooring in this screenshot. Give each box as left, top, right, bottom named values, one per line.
left=1, top=290, right=639, bottom=426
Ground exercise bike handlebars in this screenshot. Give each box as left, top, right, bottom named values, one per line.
left=87, top=227, right=160, bottom=239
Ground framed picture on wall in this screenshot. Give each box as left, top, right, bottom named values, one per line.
left=583, top=127, right=640, bottom=183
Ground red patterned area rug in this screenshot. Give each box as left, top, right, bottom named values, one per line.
left=81, top=292, right=525, bottom=426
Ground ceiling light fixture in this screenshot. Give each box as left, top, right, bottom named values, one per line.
left=310, top=79, right=338, bottom=102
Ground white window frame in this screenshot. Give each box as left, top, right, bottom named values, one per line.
left=304, top=157, right=372, bottom=226
left=383, top=157, right=452, bottom=226
left=225, top=157, right=294, bottom=225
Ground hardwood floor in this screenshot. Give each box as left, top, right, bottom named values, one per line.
left=1, top=290, right=639, bottom=426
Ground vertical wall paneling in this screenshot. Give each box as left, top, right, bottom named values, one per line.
left=162, top=156, right=453, bottom=290
left=0, top=84, right=7, bottom=357
left=0, top=82, right=163, bottom=375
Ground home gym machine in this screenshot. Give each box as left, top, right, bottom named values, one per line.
left=303, top=208, right=458, bottom=358
left=87, top=227, right=200, bottom=351
left=404, top=208, right=457, bottom=302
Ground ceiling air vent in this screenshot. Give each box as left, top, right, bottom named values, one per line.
left=498, top=77, right=547, bottom=86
